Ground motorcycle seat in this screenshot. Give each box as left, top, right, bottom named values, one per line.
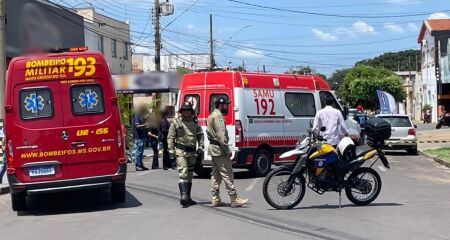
left=355, top=146, right=374, bottom=157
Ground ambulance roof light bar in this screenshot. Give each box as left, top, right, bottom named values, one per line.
left=49, top=46, right=88, bottom=53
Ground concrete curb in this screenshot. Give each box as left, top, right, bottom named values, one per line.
left=418, top=149, right=450, bottom=168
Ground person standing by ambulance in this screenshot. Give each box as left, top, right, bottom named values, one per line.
left=133, top=105, right=150, bottom=171
left=313, top=96, right=349, bottom=147
left=207, top=97, right=248, bottom=208
left=168, top=102, right=204, bottom=208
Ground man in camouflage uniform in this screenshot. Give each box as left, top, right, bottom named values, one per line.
left=168, top=102, right=204, bottom=208
left=207, top=97, right=248, bottom=208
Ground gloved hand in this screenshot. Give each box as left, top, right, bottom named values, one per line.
left=169, top=151, right=176, bottom=160
left=195, top=149, right=204, bottom=174
left=196, top=148, right=204, bottom=157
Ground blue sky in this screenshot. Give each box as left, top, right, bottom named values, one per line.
left=58, top=0, right=449, bottom=76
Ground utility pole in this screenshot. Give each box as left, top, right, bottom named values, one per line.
left=242, top=60, right=245, bottom=71
left=154, top=0, right=161, bottom=72
left=209, top=14, right=214, bottom=70
left=263, top=65, right=266, bottom=73
left=0, top=0, right=5, bottom=121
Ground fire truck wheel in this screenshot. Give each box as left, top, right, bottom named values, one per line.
left=111, top=183, right=126, bottom=203
left=250, top=149, right=272, bottom=177
left=11, top=192, right=27, bottom=211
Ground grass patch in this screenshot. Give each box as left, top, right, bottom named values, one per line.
left=424, top=148, right=450, bottom=162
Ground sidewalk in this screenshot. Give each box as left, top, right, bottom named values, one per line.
left=417, top=128, right=450, bottom=168
left=417, top=128, right=450, bottom=150
left=0, top=163, right=9, bottom=195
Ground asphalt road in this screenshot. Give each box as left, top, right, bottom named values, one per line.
left=1, top=153, right=449, bottom=240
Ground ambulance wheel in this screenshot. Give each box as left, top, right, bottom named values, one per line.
left=250, top=149, right=272, bottom=177
left=11, top=192, right=27, bottom=211
left=111, top=183, right=126, bottom=203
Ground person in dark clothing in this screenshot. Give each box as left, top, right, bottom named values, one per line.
left=355, top=105, right=367, bottom=145
left=159, top=109, right=174, bottom=170
left=133, top=105, right=149, bottom=171
left=148, top=127, right=159, bottom=169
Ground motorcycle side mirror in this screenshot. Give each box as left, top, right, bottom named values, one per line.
left=309, top=120, right=314, bottom=128
left=320, top=127, right=326, bottom=132
left=414, top=125, right=418, bottom=129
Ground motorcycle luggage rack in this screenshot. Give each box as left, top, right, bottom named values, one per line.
left=307, top=182, right=325, bottom=195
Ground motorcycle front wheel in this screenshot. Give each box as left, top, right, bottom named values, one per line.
left=262, top=168, right=306, bottom=210
left=345, top=167, right=382, bottom=206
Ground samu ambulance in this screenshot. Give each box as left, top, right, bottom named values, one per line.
left=179, top=71, right=352, bottom=177
left=4, top=48, right=126, bottom=211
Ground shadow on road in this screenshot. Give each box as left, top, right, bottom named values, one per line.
left=194, top=168, right=261, bottom=180
left=383, top=151, right=412, bottom=156
left=17, top=189, right=142, bottom=216
left=281, top=202, right=403, bottom=210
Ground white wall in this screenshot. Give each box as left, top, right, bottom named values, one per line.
left=76, top=8, right=132, bottom=75
left=421, top=29, right=438, bottom=122
left=138, top=54, right=210, bottom=72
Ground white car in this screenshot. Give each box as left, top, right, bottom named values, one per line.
left=376, top=114, right=418, bottom=155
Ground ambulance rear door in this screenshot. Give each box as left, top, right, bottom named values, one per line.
left=11, top=58, right=69, bottom=183
left=59, top=54, right=119, bottom=179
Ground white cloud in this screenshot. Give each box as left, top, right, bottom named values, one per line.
left=312, top=21, right=377, bottom=41
left=384, top=23, right=405, bottom=33
left=407, top=23, right=419, bottom=32
left=428, top=12, right=450, bottom=19
left=312, top=29, right=338, bottom=41
left=383, top=0, right=421, bottom=4
left=187, top=24, right=195, bottom=30
left=236, top=48, right=265, bottom=58
left=352, top=21, right=377, bottom=35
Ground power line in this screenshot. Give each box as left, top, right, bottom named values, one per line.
left=133, top=13, right=152, bottom=45
left=221, top=42, right=418, bottom=57
left=220, top=42, right=351, bottom=67
left=161, top=0, right=200, bottom=33
left=225, top=0, right=450, bottom=19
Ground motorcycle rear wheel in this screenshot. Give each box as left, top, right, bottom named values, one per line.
left=345, top=167, right=382, bottom=206
left=262, top=168, right=306, bottom=210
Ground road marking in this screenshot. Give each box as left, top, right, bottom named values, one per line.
left=245, top=178, right=260, bottom=191
left=138, top=170, right=154, bottom=176
left=377, top=166, right=387, bottom=172
left=389, top=160, right=400, bottom=163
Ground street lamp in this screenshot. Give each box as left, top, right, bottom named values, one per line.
left=215, top=25, right=252, bottom=52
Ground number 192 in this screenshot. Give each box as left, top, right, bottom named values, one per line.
left=254, top=98, right=275, bottom=115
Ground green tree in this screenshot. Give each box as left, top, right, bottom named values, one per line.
left=355, top=49, right=419, bottom=72
left=328, top=68, right=349, bottom=91
left=232, top=66, right=246, bottom=71
left=286, top=65, right=312, bottom=75
left=176, top=67, right=193, bottom=75
left=337, top=65, right=406, bottom=109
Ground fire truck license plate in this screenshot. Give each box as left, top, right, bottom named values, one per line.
left=29, top=166, right=55, bottom=177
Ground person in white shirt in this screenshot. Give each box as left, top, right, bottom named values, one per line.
left=313, top=96, right=349, bottom=147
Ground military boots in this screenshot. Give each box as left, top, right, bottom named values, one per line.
left=230, top=194, right=248, bottom=208
left=178, top=182, right=190, bottom=208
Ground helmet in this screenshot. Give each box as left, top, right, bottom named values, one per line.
left=179, top=101, right=193, bottom=113
left=215, top=97, right=231, bottom=105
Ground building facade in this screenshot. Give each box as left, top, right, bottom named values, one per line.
left=133, top=53, right=210, bottom=72
left=394, top=71, right=418, bottom=118
left=75, top=7, right=132, bottom=74
left=418, top=18, right=450, bottom=122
